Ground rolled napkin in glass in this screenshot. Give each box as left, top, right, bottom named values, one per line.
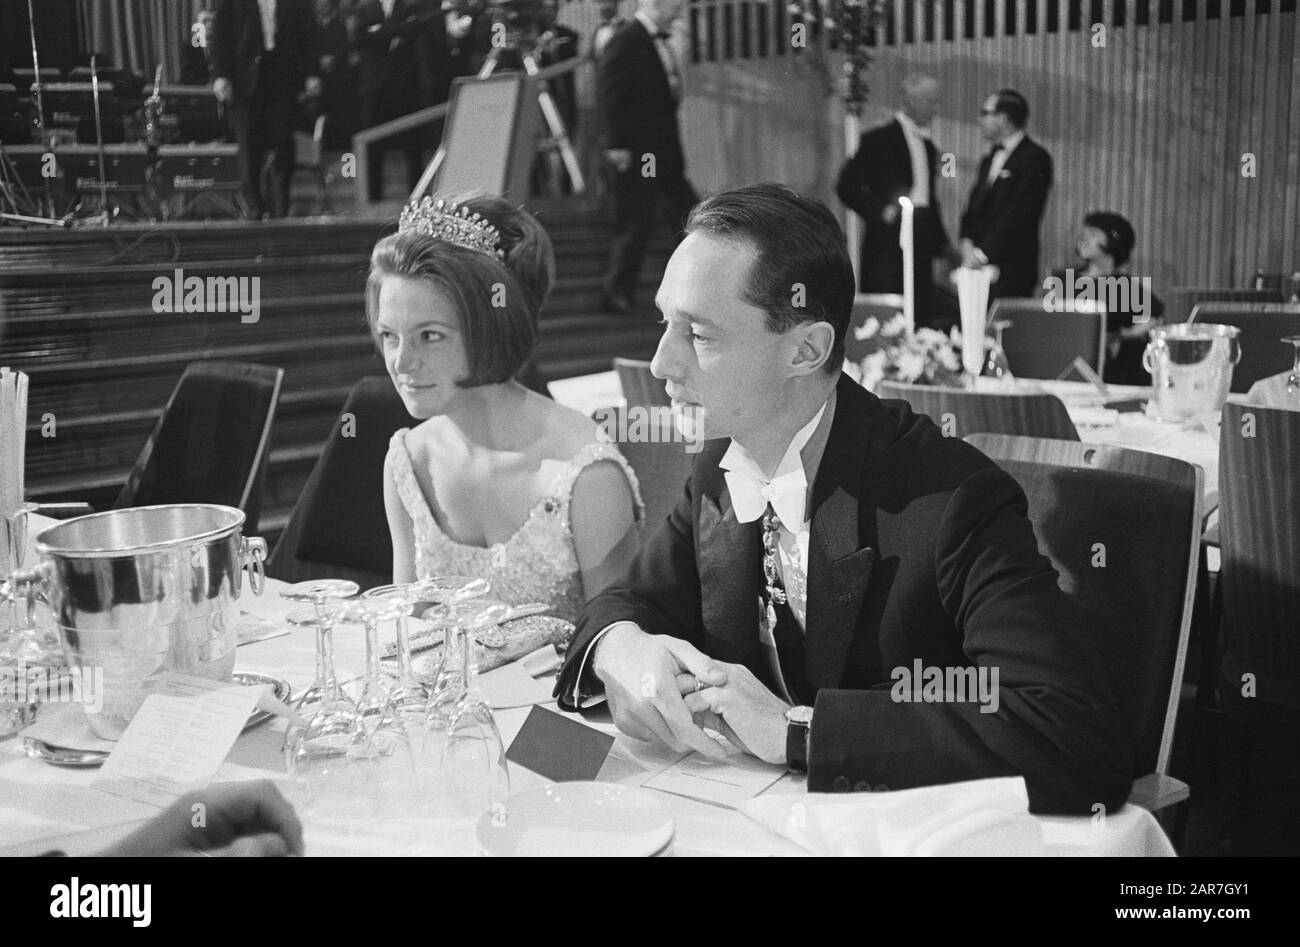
left=742, top=776, right=1046, bottom=856
left=954, top=267, right=993, bottom=377
left=1, top=367, right=30, bottom=575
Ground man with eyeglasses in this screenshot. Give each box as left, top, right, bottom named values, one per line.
left=958, top=89, right=1053, bottom=300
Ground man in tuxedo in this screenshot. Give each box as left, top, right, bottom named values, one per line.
left=958, top=88, right=1053, bottom=300
left=555, top=183, right=1132, bottom=815
left=598, top=0, right=698, bottom=314
left=211, top=0, right=321, bottom=219
left=836, top=74, right=953, bottom=326
left=354, top=0, right=434, bottom=200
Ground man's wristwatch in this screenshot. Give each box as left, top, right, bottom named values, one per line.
left=785, top=705, right=814, bottom=773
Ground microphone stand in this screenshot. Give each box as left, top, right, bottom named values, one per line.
left=83, top=54, right=114, bottom=226
left=0, top=0, right=66, bottom=227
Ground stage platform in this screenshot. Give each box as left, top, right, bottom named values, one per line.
left=0, top=198, right=669, bottom=543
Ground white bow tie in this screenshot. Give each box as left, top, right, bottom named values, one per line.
left=724, top=464, right=807, bottom=529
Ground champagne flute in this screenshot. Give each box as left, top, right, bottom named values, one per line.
left=433, top=600, right=512, bottom=820
left=983, top=319, right=1014, bottom=387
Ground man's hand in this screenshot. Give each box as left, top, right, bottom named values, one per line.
left=682, top=662, right=791, bottom=765
left=603, top=149, right=632, bottom=173
left=592, top=625, right=729, bottom=759
left=212, top=77, right=233, bottom=104
left=304, top=76, right=322, bottom=98
left=959, top=239, right=988, bottom=269
left=881, top=203, right=900, bottom=226
left=100, top=780, right=304, bottom=857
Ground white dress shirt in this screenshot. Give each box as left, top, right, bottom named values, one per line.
left=986, top=129, right=1026, bottom=185
left=895, top=111, right=931, bottom=208
left=569, top=391, right=837, bottom=706
left=380, top=0, right=397, bottom=17
left=258, top=0, right=277, bottom=51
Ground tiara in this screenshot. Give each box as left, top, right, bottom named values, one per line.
left=398, top=197, right=505, bottom=259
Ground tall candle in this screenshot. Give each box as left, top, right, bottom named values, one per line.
left=898, top=197, right=915, bottom=333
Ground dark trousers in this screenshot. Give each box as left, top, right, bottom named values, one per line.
left=857, top=205, right=946, bottom=329
left=603, top=168, right=698, bottom=303
left=230, top=50, right=297, bottom=219
left=361, top=75, right=423, bottom=201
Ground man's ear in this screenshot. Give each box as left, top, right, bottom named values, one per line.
left=790, top=321, right=836, bottom=376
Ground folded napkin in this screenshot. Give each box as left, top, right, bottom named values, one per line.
left=954, top=268, right=993, bottom=376
left=742, top=776, right=1045, bottom=856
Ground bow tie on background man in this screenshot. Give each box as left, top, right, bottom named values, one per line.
left=723, top=458, right=808, bottom=530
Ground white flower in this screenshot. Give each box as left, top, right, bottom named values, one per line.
left=894, top=349, right=924, bottom=383
left=854, top=316, right=880, bottom=341
left=882, top=312, right=908, bottom=337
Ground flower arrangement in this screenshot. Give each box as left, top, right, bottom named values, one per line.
left=843, top=313, right=978, bottom=392
left=786, top=0, right=889, bottom=115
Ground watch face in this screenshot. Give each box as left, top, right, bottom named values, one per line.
left=786, top=705, right=814, bottom=725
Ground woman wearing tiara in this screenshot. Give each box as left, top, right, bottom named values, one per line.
left=374, top=195, right=644, bottom=623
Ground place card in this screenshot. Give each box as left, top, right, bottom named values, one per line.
left=643, top=746, right=787, bottom=809
left=237, top=610, right=290, bottom=646
left=92, top=674, right=264, bottom=808
left=506, top=705, right=614, bottom=783
left=478, top=661, right=556, bottom=710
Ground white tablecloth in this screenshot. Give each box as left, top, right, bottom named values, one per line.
left=1, top=568, right=1173, bottom=857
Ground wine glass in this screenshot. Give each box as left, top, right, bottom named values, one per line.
left=360, top=583, right=433, bottom=728
left=1283, top=335, right=1300, bottom=407
left=282, top=606, right=366, bottom=811
left=982, top=319, right=1015, bottom=386
left=279, top=579, right=358, bottom=715
left=430, top=600, right=512, bottom=820
left=335, top=596, right=417, bottom=810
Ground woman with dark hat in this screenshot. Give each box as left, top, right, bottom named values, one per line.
left=1047, top=210, right=1165, bottom=384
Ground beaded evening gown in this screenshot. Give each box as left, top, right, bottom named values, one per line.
left=387, top=430, right=644, bottom=623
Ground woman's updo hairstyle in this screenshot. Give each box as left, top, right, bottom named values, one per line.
left=365, top=194, right=556, bottom=387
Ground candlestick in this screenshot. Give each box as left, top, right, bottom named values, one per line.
left=899, top=196, right=915, bottom=333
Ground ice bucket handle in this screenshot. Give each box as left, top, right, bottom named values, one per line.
left=1142, top=336, right=1165, bottom=375
left=241, top=536, right=267, bottom=596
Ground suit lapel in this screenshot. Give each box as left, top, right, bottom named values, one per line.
left=804, top=377, right=878, bottom=692
left=697, top=464, right=763, bottom=664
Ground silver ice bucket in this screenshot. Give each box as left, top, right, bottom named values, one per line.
left=1142, top=323, right=1242, bottom=422
left=14, top=504, right=266, bottom=739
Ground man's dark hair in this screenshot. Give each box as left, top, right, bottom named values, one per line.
left=684, top=183, right=854, bottom=376
left=992, top=88, right=1030, bottom=129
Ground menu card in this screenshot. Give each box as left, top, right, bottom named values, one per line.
left=93, top=674, right=264, bottom=808
left=644, top=745, right=787, bottom=809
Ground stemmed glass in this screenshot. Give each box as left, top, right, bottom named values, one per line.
left=1283, top=335, right=1300, bottom=407
left=983, top=319, right=1015, bottom=386
left=428, top=599, right=512, bottom=819
left=335, top=595, right=416, bottom=807
left=279, top=580, right=363, bottom=806
left=279, top=579, right=358, bottom=715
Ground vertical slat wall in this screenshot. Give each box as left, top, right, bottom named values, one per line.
left=665, top=0, right=1300, bottom=289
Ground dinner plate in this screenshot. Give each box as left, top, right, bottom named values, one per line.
left=20, top=672, right=291, bottom=769
left=475, top=782, right=675, bottom=857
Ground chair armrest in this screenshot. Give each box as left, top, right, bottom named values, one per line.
left=1128, top=773, right=1190, bottom=813
left=29, top=502, right=94, bottom=520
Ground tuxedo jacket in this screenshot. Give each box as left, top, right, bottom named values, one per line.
left=354, top=0, right=430, bottom=93
left=836, top=118, right=951, bottom=290
left=211, top=0, right=319, bottom=101
left=556, top=375, right=1132, bottom=815
left=959, top=136, right=1054, bottom=297
left=598, top=18, right=685, bottom=179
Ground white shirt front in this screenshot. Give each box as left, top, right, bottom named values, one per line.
left=895, top=111, right=931, bottom=208
left=257, top=0, right=277, bottom=51
left=986, top=129, right=1026, bottom=185
left=635, top=10, right=681, bottom=102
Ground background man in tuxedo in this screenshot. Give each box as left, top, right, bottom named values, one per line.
left=555, top=183, right=1131, bottom=815
left=598, top=0, right=697, bottom=314
left=212, top=0, right=321, bottom=219
left=354, top=0, right=433, bottom=201
left=836, top=73, right=954, bottom=327
left=958, top=88, right=1053, bottom=300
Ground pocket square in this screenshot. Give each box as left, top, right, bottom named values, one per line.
left=998, top=169, right=1012, bottom=179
